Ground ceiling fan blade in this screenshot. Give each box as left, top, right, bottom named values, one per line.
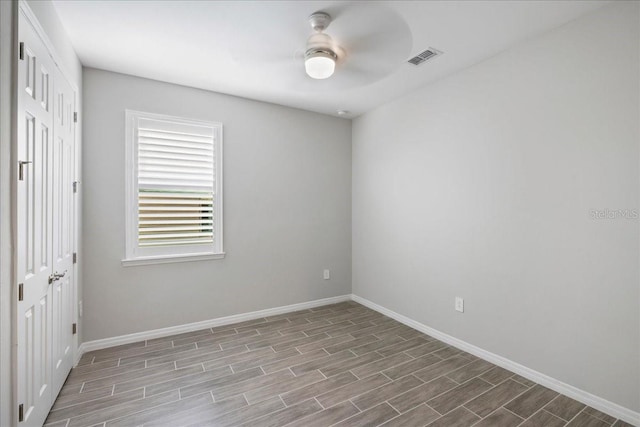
left=329, top=3, right=413, bottom=80
left=231, top=48, right=303, bottom=65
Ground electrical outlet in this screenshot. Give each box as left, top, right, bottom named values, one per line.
left=455, top=297, right=464, bottom=313
left=323, top=269, right=330, bottom=280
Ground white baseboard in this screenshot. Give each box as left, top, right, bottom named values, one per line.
left=351, top=294, right=640, bottom=426
left=75, top=294, right=351, bottom=363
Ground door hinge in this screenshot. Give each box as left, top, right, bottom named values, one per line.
left=73, top=112, right=78, bottom=123
left=19, top=42, right=24, bottom=60
left=18, top=403, right=24, bottom=422
left=72, top=323, right=77, bottom=335
left=18, top=160, right=32, bottom=181
left=18, top=283, right=23, bottom=301
left=73, top=181, right=78, bottom=193
left=73, top=252, right=77, bottom=264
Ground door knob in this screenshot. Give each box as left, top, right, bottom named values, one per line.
left=48, top=270, right=67, bottom=284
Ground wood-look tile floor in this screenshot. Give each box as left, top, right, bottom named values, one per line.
left=45, top=301, right=635, bottom=427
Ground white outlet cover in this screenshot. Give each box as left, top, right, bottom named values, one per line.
left=323, top=269, right=330, bottom=280
left=455, top=297, right=464, bottom=313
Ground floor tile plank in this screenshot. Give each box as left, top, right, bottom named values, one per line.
left=243, top=369, right=324, bottom=404
left=381, top=403, right=440, bottom=427
left=209, top=369, right=292, bottom=401
left=46, top=389, right=145, bottom=424
left=426, top=406, right=480, bottom=427
left=281, top=371, right=358, bottom=406
left=316, top=372, right=391, bottom=408
left=426, top=377, right=493, bottom=415
left=567, top=412, right=613, bottom=427
left=333, top=402, right=399, bottom=427
left=383, top=354, right=441, bottom=380
left=544, top=394, right=587, bottom=421
left=479, top=366, right=515, bottom=385
left=284, top=401, right=361, bottom=427
left=237, top=399, right=323, bottom=427
left=464, top=379, right=528, bottom=417
left=186, top=396, right=284, bottom=427
left=350, top=352, right=413, bottom=380
left=351, top=375, right=423, bottom=411
left=503, top=384, right=559, bottom=419
left=472, top=407, right=524, bottom=427
left=105, top=390, right=213, bottom=427
left=388, top=376, right=459, bottom=413
left=142, top=395, right=248, bottom=427
left=519, top=409, right=567, bottom=427
left=67, top=390, right=179, bottom=427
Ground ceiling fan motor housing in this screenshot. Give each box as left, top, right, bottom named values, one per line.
left=306, top=11, right=337, bottom=61
left=308, top=12, right=331, bottom=32
left=305, top=32, right=337, bottom=61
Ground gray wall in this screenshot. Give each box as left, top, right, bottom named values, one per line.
left=352, top=2, right=639, bottom=412
left=82, top=68, right=352, bottom=342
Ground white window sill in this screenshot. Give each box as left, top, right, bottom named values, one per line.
left=121, top=252, right=225, bottom=267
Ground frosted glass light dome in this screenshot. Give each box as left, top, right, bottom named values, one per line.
left=305, top=52, right=336, bottom=79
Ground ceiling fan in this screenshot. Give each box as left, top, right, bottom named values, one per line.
left=231, top=3, right=412, bottom=89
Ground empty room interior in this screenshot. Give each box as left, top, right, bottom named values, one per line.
left=0, top=0, right=639, bottom=426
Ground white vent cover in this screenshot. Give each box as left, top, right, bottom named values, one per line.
left=408, top=48, right=442, bottom=66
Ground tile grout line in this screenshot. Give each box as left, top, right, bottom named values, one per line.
left=70, top=389, right=184, bottom=427
left=515, top=407, right=565, bottom=427
left=548, top=407, right=577, bottom=424
left=501, top=405, right=527, bottom=421
left=457, top=376, right=532, bottom=419
left=467, top=403, right=525, bottom=426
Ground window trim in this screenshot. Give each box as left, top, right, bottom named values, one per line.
left=122, top=110, right=224, bottom=266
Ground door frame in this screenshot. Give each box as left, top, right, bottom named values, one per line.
left=0, top=2, right=18, bottom=426
left=10, top=2, right=81, bottom=424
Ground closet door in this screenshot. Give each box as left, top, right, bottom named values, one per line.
left=51, top=69, right=76, bottom=396
left=16, top=14, right=56, bottom=427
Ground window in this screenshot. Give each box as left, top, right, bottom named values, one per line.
left=123, top=110, right=223, bottom=265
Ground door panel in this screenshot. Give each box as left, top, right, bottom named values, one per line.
left=51, top=68, right=75, bottom=393
left=17, top=17, right=55, bottom=426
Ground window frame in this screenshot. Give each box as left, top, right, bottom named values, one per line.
left=122, top=110, right=224, bottom=266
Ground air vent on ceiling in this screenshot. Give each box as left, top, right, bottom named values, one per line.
left=408, top=48, right=442, bottom=66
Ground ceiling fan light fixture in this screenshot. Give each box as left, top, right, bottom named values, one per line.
left=304, top=12, right=338, bottom=80
left=305, top=48, right=336, bottom=79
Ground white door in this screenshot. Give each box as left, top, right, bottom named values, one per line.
left=16, top=15, right=55, bottom=427
left=16, top=12, right=76, bottom=426
left=51, top=68, right=76, bottom=396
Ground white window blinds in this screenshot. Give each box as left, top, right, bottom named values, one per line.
left=125, top=111, right=223, bottom=265
left=137, top=118, right=215, bottom=247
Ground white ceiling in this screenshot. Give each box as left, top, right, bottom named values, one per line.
left=52, top=0, right=608, bottom=118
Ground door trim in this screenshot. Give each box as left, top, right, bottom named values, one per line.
left=0, top=2, right=18, bottom=425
